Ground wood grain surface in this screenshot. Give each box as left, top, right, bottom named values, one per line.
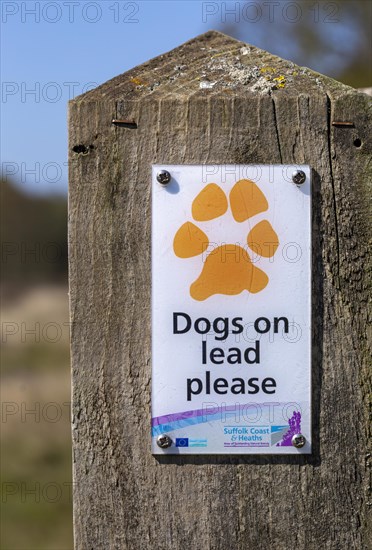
left=68, top=31, right=371, bottom=550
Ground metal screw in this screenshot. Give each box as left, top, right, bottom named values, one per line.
left=291, top=434, right=306, bottom=448
left=292, top=170, right=306, bottom=185
left=156, top=170, right=171, bottom=185
left=157, top=434, right=173, bottom=449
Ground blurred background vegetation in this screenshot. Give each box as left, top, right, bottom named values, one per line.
left=1, top=181, right=72, bottom=549
left=1, top=1, right=371, bottom=548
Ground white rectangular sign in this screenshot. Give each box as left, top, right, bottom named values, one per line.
left=152, top=165, right=311, bottom=454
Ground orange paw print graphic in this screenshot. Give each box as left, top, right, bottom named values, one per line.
left=173, top=180, right=279, bottom=301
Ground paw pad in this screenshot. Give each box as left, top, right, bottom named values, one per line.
left=173, top=179, right=279, bottom=301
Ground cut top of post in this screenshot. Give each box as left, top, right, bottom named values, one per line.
left=71, top=30, right=357, bottom=105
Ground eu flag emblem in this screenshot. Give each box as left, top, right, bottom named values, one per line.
left=176, top=438, right=189, bottom=447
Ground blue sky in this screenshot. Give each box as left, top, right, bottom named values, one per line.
left=1, top=1, right=366, bottom=195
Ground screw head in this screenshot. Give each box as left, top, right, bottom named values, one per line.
left=156, top=170, right=171, bottom=185
left=157, top=434, right=173, bottom=449
left=292, top=170, right=306, bottom=185
left=291, top=433, right=306, bottom=448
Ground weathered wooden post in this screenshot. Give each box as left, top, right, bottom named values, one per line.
left=68, top=31, right=371, bottom=549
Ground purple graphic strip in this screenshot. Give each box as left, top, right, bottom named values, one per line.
left=152, top=406, right=217, bottom=427
left=152, top=403, right=280, bottom=427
